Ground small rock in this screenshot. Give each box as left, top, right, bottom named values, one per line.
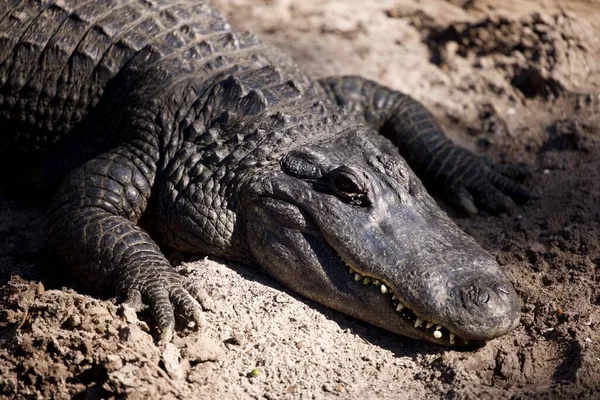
left=533, top=23, right=550, bottom=33
left=178, top=333, right=223, bottom=363
left=63, top=314, right=82, bottom=328
left=445, top=41, right=460, bottom=58
left=162, top=342, right=188, bottom=380
left=187, top=366, right=210, bottom=385
left=478, top=57, right=493, bottom=69
left=80, top=338, right=94, bottom=355
left=87, top=306, right=108, bottom=317
left=223, top=332, right=242, bottom=349
left=36, top=281, right=45, bottom=296
left=104, top=354, right=124, bottom=372
left=532, top=12, right=554, bottom=26
left=322, top=383, right=335, bottom=392
left=73, top=351, right=85, bottom=365
left=110, top=363, right=142, bottom=388
left=522, top=26, right=534, bottom=37
left=284, top=385, right=297, bottom=393
left=524, top=303, right=536, bottom=313
left=117, top=304, right=139, bottom=324
left=385, top=8, right=403, bottom=19
left=118, top=324, right=146, bottom=343
left=274, top=293, right=290, bottom=303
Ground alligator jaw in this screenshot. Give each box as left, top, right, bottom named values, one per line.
left=244, top=185, right=518, bottom=346
left=335, top=253, right=477, bottom=347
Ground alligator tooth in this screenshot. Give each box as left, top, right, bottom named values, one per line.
left=373, top=280, right=381, bottom=287
left=391, top=294, right=397, bottom=300
left=414, top=318, right=424, bottom=328
left=380, top=284, right=388, bottom=294
left=436, top=324, right=442, bottom=330
left=433, top=330, right=442, bottom=339
left=362, top=276, right=371, bottom=285
left=449, top=332, right=456, bottom=345
left=426, top=322, right=433, bottom=329
left=349, top=268, right=354, bottom=274
left=354, top=273, right=363, bottom=281
left=396, top=303, right=404, bottom=311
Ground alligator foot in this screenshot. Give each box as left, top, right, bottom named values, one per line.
left=437, top=149, right=539, bottom=214
left=117, top=266, right=213, bottom=344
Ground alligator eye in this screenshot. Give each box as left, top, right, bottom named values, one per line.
left=328, top=166, right=370, bottom=206
left=334, top=174, right=361, bottom=194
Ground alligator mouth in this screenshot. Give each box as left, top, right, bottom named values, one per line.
left=338, top=256, right=470, bottom=346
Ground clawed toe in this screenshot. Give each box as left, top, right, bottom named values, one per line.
left=185, top=281, right=215, bottom=311
left=123, top=288, right=145, bottom=311
left=119, top=269, right=213, bottom=343
left=170, top=286, right=206, bottom=328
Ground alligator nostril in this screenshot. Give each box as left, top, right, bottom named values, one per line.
left=477, top=290, right=490, bottom=304
left=494, top=284, right=511, bottom=297
left=461, top=284, right=492, bottom=307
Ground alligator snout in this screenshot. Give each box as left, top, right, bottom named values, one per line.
left=454, top=274, right=521, bottom=340
left=463, top=281, right=518, bottom=306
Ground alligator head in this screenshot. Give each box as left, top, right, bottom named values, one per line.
left=243, top=129, right=520, bottom=346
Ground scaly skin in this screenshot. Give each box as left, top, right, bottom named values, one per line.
left=0, top=0, right=535, bottom=345
left=319, top=76, right=535, bottom=214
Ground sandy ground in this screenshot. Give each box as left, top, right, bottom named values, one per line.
left=1, top=0, right=600, bottom=398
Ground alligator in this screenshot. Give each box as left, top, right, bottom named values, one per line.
left=0, top=0, right=535, bottom=346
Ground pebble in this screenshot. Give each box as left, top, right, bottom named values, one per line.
left=162, top=342, right=188, bottom=380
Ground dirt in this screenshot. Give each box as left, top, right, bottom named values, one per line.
left=1, top=0, right=599, bottom=398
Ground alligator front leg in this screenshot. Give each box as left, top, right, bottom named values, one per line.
left=48, top=142, right=210, bottom=342
left=319, top=76, right=536, bottom=214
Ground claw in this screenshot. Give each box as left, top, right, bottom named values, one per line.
left=159, top=326, right=174, bottom=347
left=458, top=192, right=478, bottom=215
left=119, top=267, right=213, bottom=345
left=490, top=171, right=539, bottom=203
left=449, top=187, right=478, bottom=215
left=192, top=309, right=206, bottom=329
left=477, top=183, right=516, bottom=213
left=169, top=285, right=208, bottom=330
left=123, top=288, right=145, bottom=311
left=185, top=281, right=214, bottom=311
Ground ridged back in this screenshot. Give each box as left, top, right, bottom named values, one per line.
left=0, top=0, right=307, bottom=155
